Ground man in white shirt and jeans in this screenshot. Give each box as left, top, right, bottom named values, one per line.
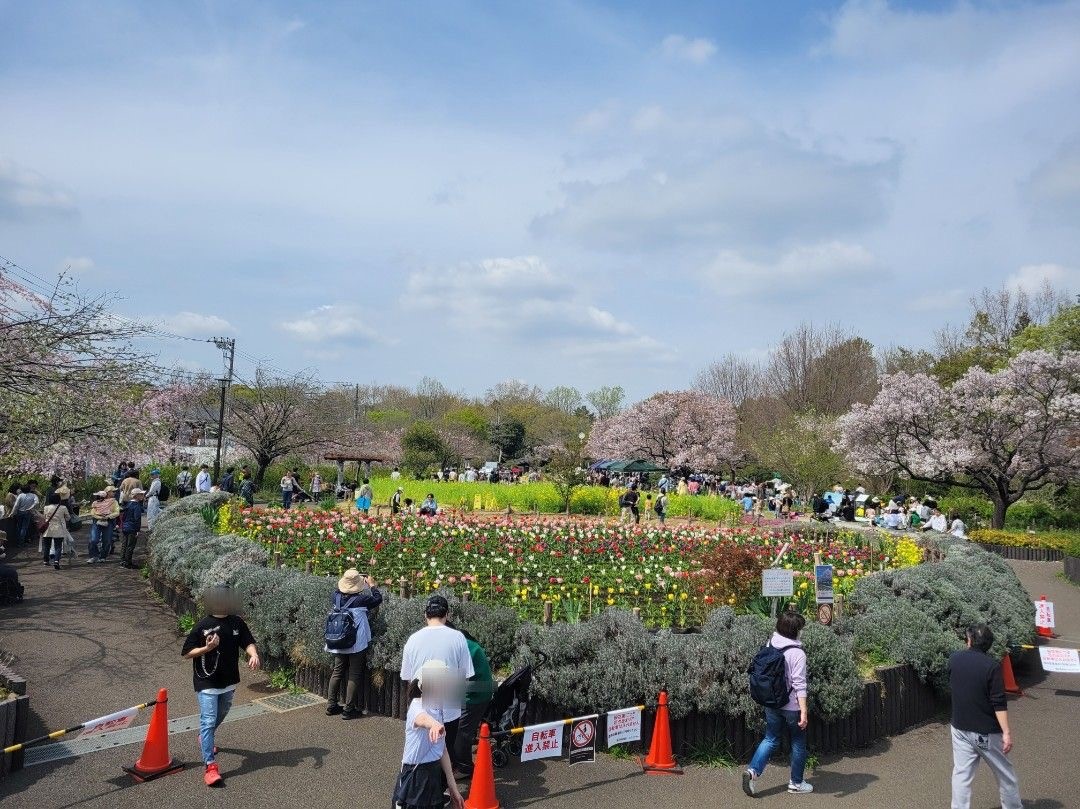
left=400, top=595, right=474, bottom=773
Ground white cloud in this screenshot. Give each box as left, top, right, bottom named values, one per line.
left=404, top=256, right=673, bottom=362
left=575, top=101, right=619, bottom=133
left=702, top=242, right=880, bottom=298
left=535, top=133, right=898, bottom=251
left=280, top=304, right=379, bottom=343
left=58, top=256, right=95, bottom=273
left=632, top=105, right=666, bottom=132
left=1004, top=263, right=1079, bottom=297
left=660, top=34, right=716, bottom=65
left=162, top=311, right=235, bottom=336
left=0, top=158, right=76, bottom=220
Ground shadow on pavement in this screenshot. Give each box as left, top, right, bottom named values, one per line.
left=215, top=745, right=331, bottom=779
left=809, top=769, right=879, bottom=797
left=496, top=769, right=644, bottom=806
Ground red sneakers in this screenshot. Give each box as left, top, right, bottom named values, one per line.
left=204, top=762, right=224, bottom=787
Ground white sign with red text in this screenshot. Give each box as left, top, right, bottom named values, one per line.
left=1038, top=647, right=1080, bottom=674
left=77, top=707, right=138, bottom=738
left=520, top=721, right=564, bottom=762
left=1034, top=600, right=1056, bottom=629
left=605, top=707, right=642, bottom=748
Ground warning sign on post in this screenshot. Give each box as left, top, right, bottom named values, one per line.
left=520, top=721, right=564, bottom=762
left=569, top=716, right=597, bottom=765
left=605, top=708, right=641, bottom=748
left=1035, top=600, right=1056, bottom=629
left=1038, top=647, right=1080, bottom=674
left=762, top=568, right=794, bottom=597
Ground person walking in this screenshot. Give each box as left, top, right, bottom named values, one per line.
left=280, top=471, right=295, bottom=509
left=119, top=490, right=145, bottom=568
left=325, top=569, right=383, bottom=720
left=948, top=624, right=1022, bottom=809
left=654, top=491, right=668, bottom=526
left=181, top=586, right=260, bottom=788
left=145, top=469, right=164, bottom=529
left=219, top=467, right=236, bottom=495
left=87, top=490, right=120, bottom=563
left=355, top=478, right=373, bottom=515
left=40, top=493, right=71, bottom=570
left=239, top=470, right=255, bottom=507
left=743, top=610, right=813, bottom=796
left=12, top=481, right=40, bottom=546
left=447, top=625, right=493, bottom=777
left=391, top=487, right=404, bottom=515
left=195, top=464, right=212, bottom=493
left=393, top=659, right=466, bottom=809
left=119, top=467, right=141, bottom=505
left=400, top=595, right=474, bottom=771
left=310, top=472, right=322, bottom=502
left=176, top=465, right=193, bottom=497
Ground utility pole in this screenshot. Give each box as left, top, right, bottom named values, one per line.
left=210, top=337, right=235, bottom=482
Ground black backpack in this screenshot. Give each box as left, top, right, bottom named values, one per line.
left=158, top=482, right=171, bottom=502
left=324, top=593, right=358, bottom=650
left=748, top=642, right=796, bottom=707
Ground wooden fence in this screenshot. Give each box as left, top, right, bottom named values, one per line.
left=0, top=662, right=29, bottom=777
left=1065, top=555, right=1080, bottom=586
left=974, top=543, right=1064, bottom=562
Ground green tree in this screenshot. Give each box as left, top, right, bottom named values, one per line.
left=401, top=422, right=452, bottom=479
left=488, top=418, right=526, bottom=462
left=751, top=411, right=848, bottom=502
left=546, top=434, right=588, bottom=513
left=1010, top=303, right=1080, bottom=355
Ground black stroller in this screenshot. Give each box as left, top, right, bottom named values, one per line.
left=485, top=653, right=546, bottom=768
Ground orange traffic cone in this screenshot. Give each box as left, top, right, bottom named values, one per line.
left=1036, top=595, right=1055, bottom=638
left=641, top=691, right=682, bottom=775
left=123, top=688, right=184, bottom=782
left=1001, top=654, right=1023, bottom=696
left=464, top=722, right=500, bottom=809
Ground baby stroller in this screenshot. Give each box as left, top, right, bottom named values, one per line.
left=485, top=652, right=546, bottom=768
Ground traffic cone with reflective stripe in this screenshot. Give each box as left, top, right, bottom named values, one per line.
left=124, top=688, right=184, bottom=781
left=641, top=691, right=682, bottom=775
left=464, top=722, right=499, bottom=809
left=1001, top=654, right=1023, bottom=696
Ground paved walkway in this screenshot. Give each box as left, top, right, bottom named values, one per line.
left=1, top=540, right=1077, bottom=808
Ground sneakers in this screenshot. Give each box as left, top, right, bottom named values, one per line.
left=742, top=769, right=758, bottom=797
left=341, top=709, right=361, bottom=720
left=204, top=763, right=224, bottom=787
left=788, top=781, right=813, bottom=794
left=325, top=704, right=343, bottom=716
left=87, top=558, right=98, bottom=564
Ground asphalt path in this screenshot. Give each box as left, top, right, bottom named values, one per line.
left=1, top=538, right=1077, bottom=808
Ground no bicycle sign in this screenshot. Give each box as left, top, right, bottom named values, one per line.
left=569, top=716, right=597, bottom=766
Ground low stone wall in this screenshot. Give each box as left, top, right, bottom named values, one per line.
left=974, top=543, right=1064, bottom=562
left=0, top=661, right=29, bottom=777
left=151, top=574, right=944, bottom=759
left=1065, top=555, right=1080, bottom=586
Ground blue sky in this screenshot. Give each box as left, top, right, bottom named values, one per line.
left=2, top=0, right=1078, bottom=399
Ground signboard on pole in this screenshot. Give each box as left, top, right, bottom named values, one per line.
left=569, top=716, right=597, bottom=765
left=1035, top=600, right=1056, bottom=629
left=1038, top=646, right=1080, bottom=674
left=762, top=568, right=794, bottom=598
left=520, top=721, right=564, bottom=762
left=814, top=565, right=834, bottom=604
left=77, top=707, right=138, bottom=738
left=605, top=708, right=641, bottom=748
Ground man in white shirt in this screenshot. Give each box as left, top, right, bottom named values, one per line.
left=195, top=465, right=212, bottom=493
left=390, top=468, right=401, bottom=481
left=400, top=595, right=473, bottom=769
left=280, top=473, right=294, bottom=509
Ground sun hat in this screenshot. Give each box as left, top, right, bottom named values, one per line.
left=425, top=594, right=450, bottom=618
left=417, top=659, right=450, bottom=688
left=131, top=489, right=146, bottom=498
left=93, top=490, right=106, bottom=498
left=55, top=485, right=71, bottom=499
left=337, top=568, right=364, bottom=595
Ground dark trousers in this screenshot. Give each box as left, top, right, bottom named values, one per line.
left=121, top=531, right=139, bottom=565
left=42, top=537, right=64, bottom=564
left=327, top=650, right=366, bottom=712
left=452, top=700, right=490, bottom=773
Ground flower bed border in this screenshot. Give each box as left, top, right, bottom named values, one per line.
left=0, top=660, right=30, bottom=777
left=148, top=573, right=943, bottom=758
left=1065, top=555, right=1080, bottom=586
left=974, top=542, right=1064, bottom=562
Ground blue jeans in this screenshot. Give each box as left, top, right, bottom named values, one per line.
left=89, top=522, right=114, bottom=559
left=748, top=707, right=807, bottom=784
left=16, top=512, right=32, bottom=544
left=197, top=690, right=234, bottom=764
left=282, top=490, right=291, bottom=509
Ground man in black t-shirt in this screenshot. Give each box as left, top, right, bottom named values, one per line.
left=182, top=587, right=260, bottom=787
left=947, top=624, right=1022, bottom=808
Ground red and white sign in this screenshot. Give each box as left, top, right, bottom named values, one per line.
left=605, top=707, right=641, bottom=748
left=520, top=721, right=564, bottom=762
left=569, top=716, right=597, bottom=766
left=1034, top=600, right=1056, bottom=629
left=1038, top=647, right=1080, bottom=674
left=77, top=707, right=138, bottom=738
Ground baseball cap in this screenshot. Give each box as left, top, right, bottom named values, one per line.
left=425, top=594, right=449, bottom=618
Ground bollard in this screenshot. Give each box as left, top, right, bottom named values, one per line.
left=543, top=602, right=553, bottom=626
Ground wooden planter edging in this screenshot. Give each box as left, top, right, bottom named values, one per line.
left=974, top=543, right=1064, bottom=562
left=0, top=662, right=30, bottom=777
left=149, top=574, right=945, bottom=761
left=1065, top=555, right=1080, bottom=586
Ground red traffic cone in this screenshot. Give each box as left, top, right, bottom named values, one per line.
left=123, top=688, right=184, bottom=782
left=641, top=691, right=682, bottom=775
left=1036, top=595, right=1055, bottom=638
left=1001, top=654, right=1023, bottom=696
left=464, top=722, right=500, bottom=809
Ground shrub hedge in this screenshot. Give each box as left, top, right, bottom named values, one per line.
left=968, top=529, right=1078, bottom=551
left=148, top=494, right=1036, bottom=723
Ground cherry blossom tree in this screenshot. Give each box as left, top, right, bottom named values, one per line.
left=585, top=390, right=736, bottom=471
left=836, top=350, right=1080, bottom=528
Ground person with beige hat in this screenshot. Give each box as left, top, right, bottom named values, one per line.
left=324, top=568, right=383, bottom=720
left=87, top=489, right=120, bottom=562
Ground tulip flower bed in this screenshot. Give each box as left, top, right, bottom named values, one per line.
left=221, top=504, right=920, bottom=628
